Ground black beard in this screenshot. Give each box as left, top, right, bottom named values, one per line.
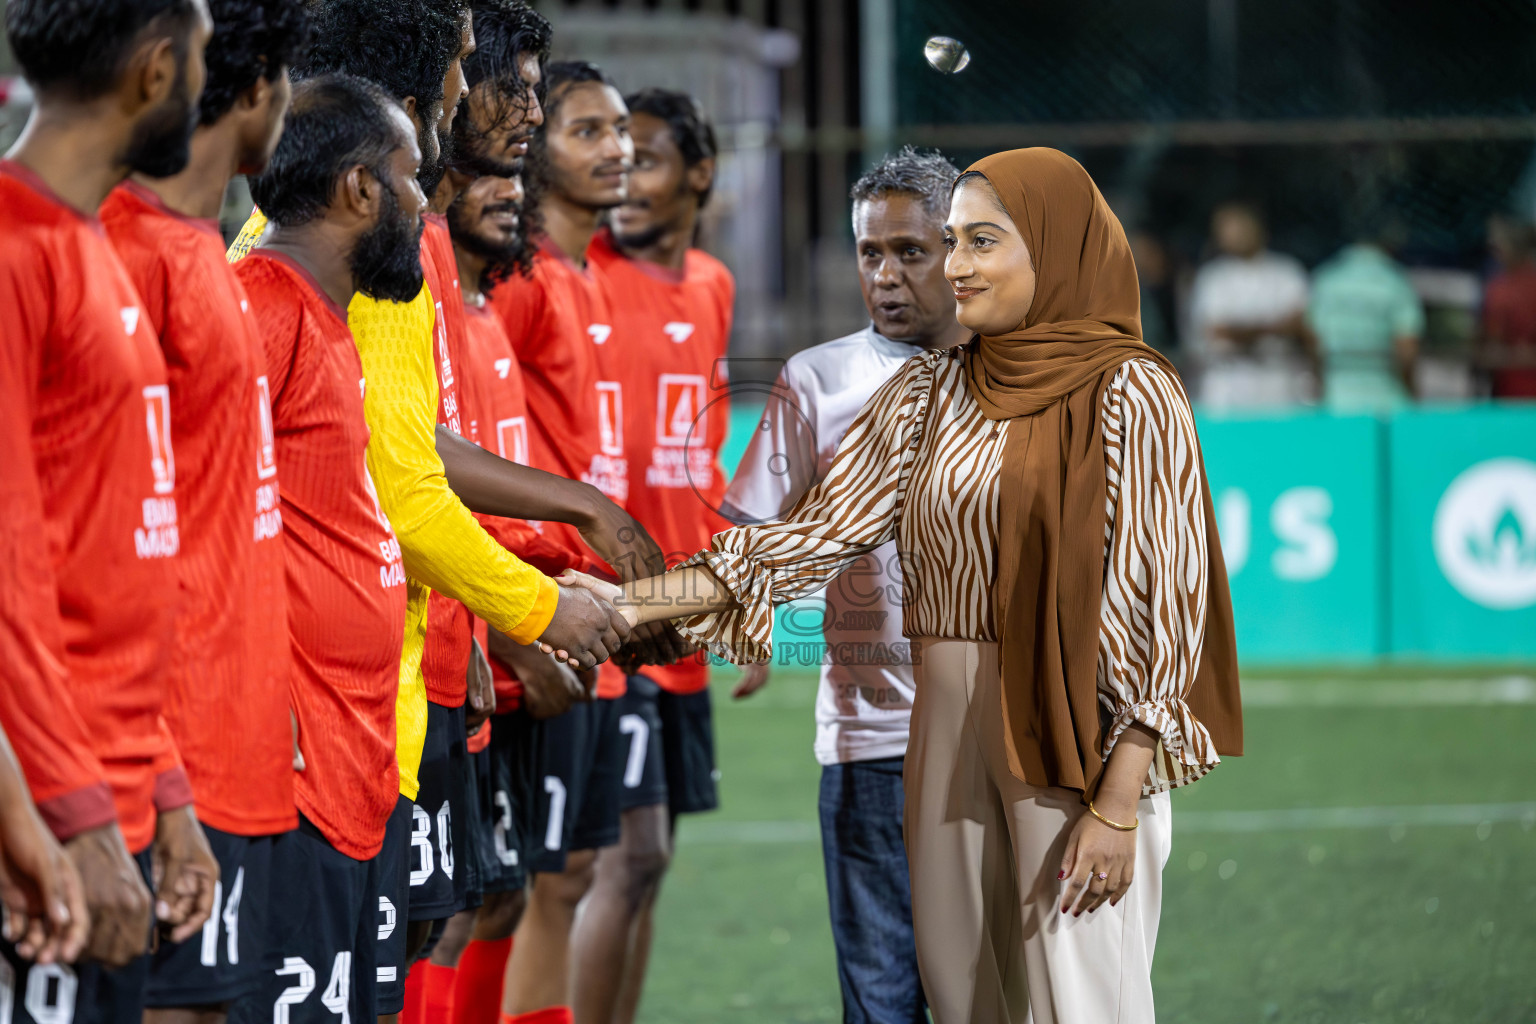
left=610, top=219, right=668, bottom=252
left=446, top=194, right=523, bottom=291
left=351, top=183, right=425, bottom=302
left=124, top=67, right=197, bottom=178
left=417, top=120, right=455, bottom=197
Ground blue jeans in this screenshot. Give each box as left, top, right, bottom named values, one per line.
left=819, top=757, right=929, bottom=1024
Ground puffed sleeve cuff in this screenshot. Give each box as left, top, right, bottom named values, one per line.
left=153, top=765, right=195, bottom=813
left=503, top=575, right=560, bottom=646
left=36, top=783, right=117, bottom=843
left=672, top=550, right=776, bottom=666
left=1102, top=698, right=1221, bottom=793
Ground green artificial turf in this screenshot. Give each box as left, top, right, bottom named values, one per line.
left=633, top=667, right=1536, bottom=1024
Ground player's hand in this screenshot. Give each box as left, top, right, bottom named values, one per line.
left=466, top=637, right=496, bottom=732
left=64, top=824, right=153, bottom=967
left=572, top=503, right=689, bottom=667
left=732, top=663, right=772, bottom=700
left=151, top=806, right=219, bottom=944
left=0, top=772, right=88, bottom=963
left=520, top=652, right=589, bottom=720
left=535, top=584, right=629, bottom=671
left=544, top=570, right=691, bottom=674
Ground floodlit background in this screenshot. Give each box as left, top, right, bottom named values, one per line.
left=5, top=1, right=1533, bottom=1020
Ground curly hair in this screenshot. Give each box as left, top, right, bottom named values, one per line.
left=296, top=0, right=459, bottom=109
left=197, top=0, right=312, bottom=125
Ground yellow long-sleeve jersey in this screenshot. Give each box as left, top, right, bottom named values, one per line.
left=230, top=210, right=559, bottom=800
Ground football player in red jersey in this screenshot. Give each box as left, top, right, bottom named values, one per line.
left=575, top=88, right=735, bottom=1024
left=0, top=0, right=220, bottom=1014
left=412, top=8, right=611, bottom=1024
left=98, top=3, right=310, bottom=1018
left=490, top=60, right=686, bottom=1024
left=234, top=72, right=425, bottom=1024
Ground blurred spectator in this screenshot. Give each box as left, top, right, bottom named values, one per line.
left=1128, top=228, right=1177, bottom=354
left=1480, top=217, right=1536, bottom=399
left=1186, top=202, right=1313, bottom=410
left=1308, top=226, right=1424, bottom=413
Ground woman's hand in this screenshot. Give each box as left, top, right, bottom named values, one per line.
left=1058, top=721, right=1159, bottom=916
left=1058, top=809, right=1137, bottom=916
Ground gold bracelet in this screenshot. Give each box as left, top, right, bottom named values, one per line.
left=1086, top=800, right=1138, bottom=832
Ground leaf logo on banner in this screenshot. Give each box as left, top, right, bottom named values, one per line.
left=1434, top=458, right=1536, bottom=610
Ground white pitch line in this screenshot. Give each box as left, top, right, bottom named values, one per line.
left=680, top=802, right=1536, bottom=845
left=1177, top=801, right=1536, bottom=833
left=1238, top=676, right=1536, bottom=707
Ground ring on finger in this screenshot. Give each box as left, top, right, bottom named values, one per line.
left=1096, top=871, right=1108, bottom=880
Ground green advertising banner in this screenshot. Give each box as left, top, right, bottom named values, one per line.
left=1389, top=406, right=1536, bottom=659
left=1196, top=414, right=1384, bottom=663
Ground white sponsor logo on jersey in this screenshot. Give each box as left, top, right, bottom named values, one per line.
left=496, top=416, right=529, bottom=465
left=596, top=381, right=624, bottom=456
left=143, top=385, right=175, bottom=494
left=655, top=374, right=706, bottom=448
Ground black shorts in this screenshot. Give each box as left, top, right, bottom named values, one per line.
left=373, top=795, right=413, bottom=1015
left=409, top=701, right=470, bottom=921
left=527, top=697, right=624, bottom=874
left=0, top=850, right=152, bottom=1024
left=474, top=711, right=539, bottom=895
left=146, top=827, right=277, bottom=1007
left=234, top=819, right=378, bottom=1024
left=657, top=684, right=720, bottom=815
left=617, top=676, right=720, bottom=816
left=460, top=743, right=488, bottom=912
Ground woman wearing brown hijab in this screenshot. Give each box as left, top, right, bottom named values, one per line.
left=562, top=148, right=1242, bottom=1023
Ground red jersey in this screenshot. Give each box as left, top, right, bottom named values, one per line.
left=101, top=183, right=295, bottom=837
left=459, top=299, right=585, bottom=707
left=588, top=231, right=734, bottom=694
left=491, top=241, right=629, bottom=699
left=1484, top=263, right=1536, bottom=398
left=491, top=241, right=628, bottom=506
left=235, top=251, right=408, bottom=860
left=0, top=161, right=187, bottom=852
left=419, top=217, right=474, bottom=708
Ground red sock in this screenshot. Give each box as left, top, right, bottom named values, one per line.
left=449, top=937, right=513, bottom=1024
left=498, top=1008, right=573, bottom=1024
left=401, top=959, right=431, bottom=1024
left=422, top=962, right=458, bottom=1024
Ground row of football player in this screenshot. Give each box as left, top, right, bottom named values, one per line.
left=0, top=3, right=735, bottom=1024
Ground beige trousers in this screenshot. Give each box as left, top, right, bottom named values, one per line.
left=903, top=639, right=1173, bottom=1024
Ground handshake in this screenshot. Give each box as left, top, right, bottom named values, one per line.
left=533, top=569, right=666, bottom=671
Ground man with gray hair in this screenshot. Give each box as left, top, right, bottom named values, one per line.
left=724, top=146, right=968, bottom=1024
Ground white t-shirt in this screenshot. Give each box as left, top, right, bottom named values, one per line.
left=1187, top=251, right=1312, bottom=409
left=723, top=326, right=922, bottom=765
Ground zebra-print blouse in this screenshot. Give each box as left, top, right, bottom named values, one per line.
left=678, top=347, right=1218, bottom=794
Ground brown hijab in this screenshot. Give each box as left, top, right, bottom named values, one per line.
left=958, top=148, right=1242, bottom=795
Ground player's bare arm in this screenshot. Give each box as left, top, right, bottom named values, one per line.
left=436, top=426, right=687, bottom=666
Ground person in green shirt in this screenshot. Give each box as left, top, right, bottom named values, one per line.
left=1308, top=236, right=1425, bottom=413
